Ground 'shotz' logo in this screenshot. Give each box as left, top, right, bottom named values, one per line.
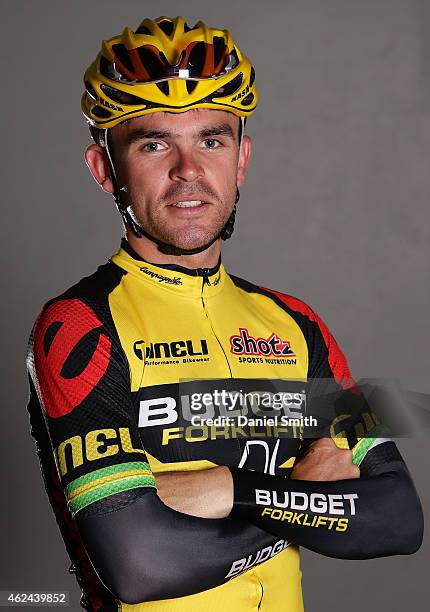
left=230, top=328, right=295, bottom=357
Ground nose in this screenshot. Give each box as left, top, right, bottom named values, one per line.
left=169, top=148, right=204, bottom=182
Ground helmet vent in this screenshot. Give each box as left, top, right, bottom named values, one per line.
left=188, top=42, right=206, bottom=73
left=211, top=72, right=243, bottom=98
left=136, top=24, right=151, bottom=35
left=100, top=55, right=114, bottom=80
left=226, top=48, right=239, bottom=71
left=213, top=36, right=226, bottom=68
left=85, top=81, right=98, bottom=101
left=92, top=106, right=112, bottom=118
left=156, top=81, right=169, bottom=95
left=112, top=44, right=134, bottom=73
left=137, top=46, right=165, bottom=81
left=184, top=22, right=199, bottom=32
left=186, top=80, right=198, bottom=94
left=249, top=66, right=255, bottom=87
left=240, top=92, right=254, bottom=106
left=100, top=83, right=148, bottom=105
left=158, top=20, right=174, bottom=36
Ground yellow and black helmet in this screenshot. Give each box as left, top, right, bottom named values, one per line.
left=82, top=15, right=258, bottom=129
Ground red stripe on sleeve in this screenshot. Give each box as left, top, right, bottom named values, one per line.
left=263, top=288, right=359, bottom=392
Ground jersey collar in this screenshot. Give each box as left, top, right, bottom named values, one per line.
left=110, top=239, right=226, bottom=298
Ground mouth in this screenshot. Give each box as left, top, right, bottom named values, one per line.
left=169, top=200, right=209, bottom=209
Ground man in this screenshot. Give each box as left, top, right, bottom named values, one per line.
left=26, top=16, right=423, bottom=612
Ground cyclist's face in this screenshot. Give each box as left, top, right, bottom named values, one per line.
left=109, top=109, right=250, bottom=252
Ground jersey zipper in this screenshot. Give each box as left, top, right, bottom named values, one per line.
left=257, top=579, right=264, bottom=609
left=201, top=268, right=212, bottom=286
left=200, top=270, right=233, bottom=378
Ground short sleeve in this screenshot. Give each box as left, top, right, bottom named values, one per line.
left=27, top=297, right=156, bottom=518
left=260, top=288, right=388, bottom=466
left=302, top=305, right=389, bottom=466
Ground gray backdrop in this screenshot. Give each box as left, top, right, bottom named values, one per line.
left=2, top=0, right=429, bottom=610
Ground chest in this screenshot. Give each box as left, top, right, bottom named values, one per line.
left=110, top=281, right=309, bottom=475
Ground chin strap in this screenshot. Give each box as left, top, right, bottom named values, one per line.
left=101, top=117, right=244, bottom=256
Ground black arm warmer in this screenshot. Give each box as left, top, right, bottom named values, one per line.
left=229, top=442, right=423, bottom=559
left=77, top=494, right=283, bottom=605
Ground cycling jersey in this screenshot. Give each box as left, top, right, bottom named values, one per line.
left=27, top=239, right=389, bottom=611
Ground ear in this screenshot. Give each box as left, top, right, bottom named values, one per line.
left=237, top=135, right=251, bottom=188
left=85, top=144, right=114, bottom=194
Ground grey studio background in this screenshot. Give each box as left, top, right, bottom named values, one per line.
left=2, top=0, right=429, bottom=610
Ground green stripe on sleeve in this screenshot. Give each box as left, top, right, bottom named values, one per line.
left=65, top=461, right=152, bottom=495
left=352, top=425, right=386, bottom=466
left=68, top=475, right=156, bottom=516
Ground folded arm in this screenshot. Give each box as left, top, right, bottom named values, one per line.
left=230, top=440, right=423, bottom=559
left=158, top=440, right=424, bottom=560
left=76, top=489, right=283, bottom=604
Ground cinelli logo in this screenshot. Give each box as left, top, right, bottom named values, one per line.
left=55, top=427, right=144, bottom=477
left=230, top=328, right=296, bottom=357
left=139, top=266, right=182, bottom=285
left=134, top=339, right=209, bottom=360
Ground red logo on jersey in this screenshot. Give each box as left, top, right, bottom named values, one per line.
left=33, top=299, right=111, bottom=418
left=230, top=328, right=296, bottom=357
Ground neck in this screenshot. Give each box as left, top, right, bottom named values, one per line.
left=125, top=229, right=222, bottom=269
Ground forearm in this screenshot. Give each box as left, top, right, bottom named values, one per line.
left=156, top=467, right=233, bottom=518
left=229, top=447, right=423, bottom=559
left=77, top=490, right=283, bottom=604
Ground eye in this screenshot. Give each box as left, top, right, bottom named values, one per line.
left=142, top=142, right=164, bottom=152
left=203, top=138, right=221, bottom=149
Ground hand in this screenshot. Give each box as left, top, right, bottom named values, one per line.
left=155, top=466, right=233, bottom=518
left=291, top=438, right=360, bottom=481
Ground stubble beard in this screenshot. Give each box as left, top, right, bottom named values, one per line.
left=131, top=186, right=237, bottom=250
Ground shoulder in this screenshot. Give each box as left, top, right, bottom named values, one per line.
left=45, top=260, right=125, bottom=311
left=31, top=260, right=126, bottom=333
left=27, top=262, right=129, bottom=410
left=27, top=261, right=128, bottom=380
left=229, top=273, right=323, bottom=327
left=229, top=273, right=351, bottom=376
